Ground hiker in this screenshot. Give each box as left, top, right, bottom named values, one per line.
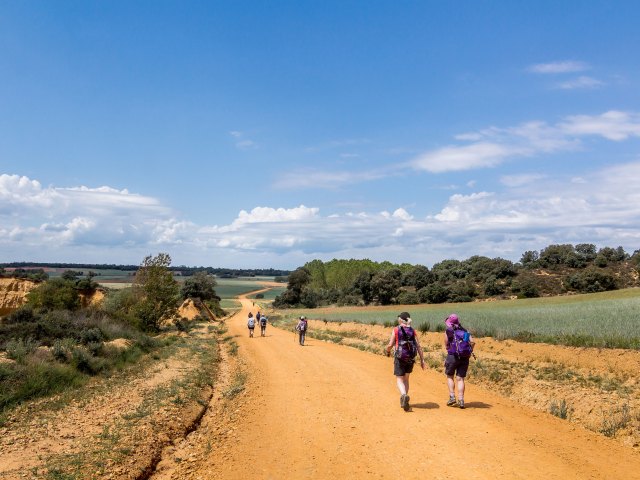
left=385, top=312, right=425, bottom=411
left=260, top=314, right=268, bottom=337
left=256, top=311, right=261, bottom=323
left=247, top=312, right=255, bottom=337
left=295, top=315, right=308, bottom=346
left=443, top=313, right=475, bottom=409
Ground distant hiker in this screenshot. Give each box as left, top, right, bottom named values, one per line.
left=295, top=316, right=308, bottom=346
left=385, top=312, right=425, bottom=411
left=260, top=315, right=268, bottom=337
left=256, top=311, right=261, bottom=322
left=443, top=313, right=475, bottom=409
left=247, top=312, right=255, bottom=337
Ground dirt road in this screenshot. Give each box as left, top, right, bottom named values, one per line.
left=153, top=296, right=639, bottom=479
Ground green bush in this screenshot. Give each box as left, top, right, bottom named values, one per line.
left=5, top=338, right=39, bottom=363
left=397, top=291, right=419, bottom=305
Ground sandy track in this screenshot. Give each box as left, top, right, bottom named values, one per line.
left=166, top=296, right=639, bottom=479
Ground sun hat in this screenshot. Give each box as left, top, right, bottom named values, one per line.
left=445, top=313, right=459, bottom=327
left=398, top=311, right=411, bottom=324
left=300, top=315, right=306, bottom=320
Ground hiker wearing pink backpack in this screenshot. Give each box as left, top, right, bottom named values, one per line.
left=385, top=312, right=425, bottom=411
left=443, top=313, right=475, bottom=409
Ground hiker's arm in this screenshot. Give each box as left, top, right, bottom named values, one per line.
left=443, top=332, right=449, bottom=350
left=415, top=337, right=426, bottom=369
left=385, top=331, right=395, bottom=356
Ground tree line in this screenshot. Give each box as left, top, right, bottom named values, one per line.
left=274, top=244, right=640, bottom=308
left=0, top=263, right=290, bottom=278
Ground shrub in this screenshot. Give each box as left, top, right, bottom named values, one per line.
left=26, top=278, right=81, bottom=311
left=71, top=347, right=106, bottom=375
left=549, top=399, right=572, bottom=419
left=0, top=361, right=84, bottom=412
left=80, top=327, right=104, bottom=345
left=5, top=338, right=39, bottom=363
left=4, top=306, right=37, bottom=324
left=417, top=322, right=431, bottom=334
left=397, top=291, right=419, bottom=305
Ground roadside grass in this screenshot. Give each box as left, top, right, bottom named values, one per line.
left=286, top=288, right=640, bottom=349
left=549, top=399, right=572, bottom=420
left=42, top=324, right=220, bottom=479
left=223, top=371, right=247, bottom=398
left=598, top=404, right=632, bottom=438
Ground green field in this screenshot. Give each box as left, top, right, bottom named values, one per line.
left=247, top=286, right=286, bottom=300
left=214, top=277, right=273, bottom=299
left=287, top=288, right=640, bottom=349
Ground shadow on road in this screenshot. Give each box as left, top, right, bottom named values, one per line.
left=463, top=401, right=492, bottom=409
left=411, top=402, right=440, bottom=410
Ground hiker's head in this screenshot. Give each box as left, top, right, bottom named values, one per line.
left=398, top=311, right=411, bottom=325
left=249, top=312, right=253, bottom=318
left=445, top=313, right=459, bottom=327
left=300, top=315, right=306, bottom=321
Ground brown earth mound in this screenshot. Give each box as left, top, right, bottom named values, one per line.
left=0, top=278, right=37, bottom=317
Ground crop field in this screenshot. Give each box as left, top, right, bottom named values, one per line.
left=247, top=286, right=286, bottom=300
left=291, top=288, right=640, bottom=349
left=215, top=277, right=274, bottom=299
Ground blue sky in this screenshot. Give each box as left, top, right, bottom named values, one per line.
left=1, top=1, right=640, bottom=268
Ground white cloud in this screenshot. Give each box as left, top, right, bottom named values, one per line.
left=527, top=60, right=590, bottom=74
left=272, top=167, right=391, bottom=189
left=559, top=111, right=640, bottom=141
left=412, top=142, right=526, bottom=173
left=3, top=158, right=640, bottom=267
left=409, top=110, right=640, bottom=174
left=556, top=76, right=604, bottom=90
left=500, top=173, right=546, bottom=187
left=229, top=130, right=257, bottom=150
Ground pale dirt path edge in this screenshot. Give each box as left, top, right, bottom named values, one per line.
left=183, top=295, right=639, bottom=480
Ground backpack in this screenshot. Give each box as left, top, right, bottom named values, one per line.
left=298, top=319, right=307, bottom=332
left=395, top=326, right=417, bottom=363
left=448, top=326, right=473, bottom=357
left=248, top=318, right=255, bottom=328
left=260, top=317, right=267, bottom=326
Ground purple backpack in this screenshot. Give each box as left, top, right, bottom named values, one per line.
left=395, top=326, right=417, bottom=363
left=447, top=326, right=473, bottom=357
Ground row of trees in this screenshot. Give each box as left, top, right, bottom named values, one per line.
left=0, top=262, right=291, bottom=279
left=274, top=244, right=640, bottom=308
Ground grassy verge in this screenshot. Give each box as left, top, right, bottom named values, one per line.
left=41, top=323, right=220, bottom=479
left=285, top=288, right=640, bottom=349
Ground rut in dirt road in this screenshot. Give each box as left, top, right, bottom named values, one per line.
left=152, top=295, right=640, bottom=479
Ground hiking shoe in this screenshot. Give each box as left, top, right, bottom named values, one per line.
left=400, top=394, right=406, bottom=408
left=403, top=395, right=411, bottom=411
left=458, top=400, right=465, bottom=409
left=447, top=397, right=457, bottom=407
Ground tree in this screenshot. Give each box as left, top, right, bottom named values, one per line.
left=403, top=265, right=433, bottom=290
left=132, top=253, right=180, bottom=332
left=61, top=270, right=82, bottom=281
left=520, top=250, right=539, bottom=269
left=370, top=270, right=401, bottom=305
left=538, top=244, right=577, bottom=269
left=181, top=271, right=218, bottom=301
left=418, top=283, right=450, bottom=304
left=352, top=271, right=374, bottom=304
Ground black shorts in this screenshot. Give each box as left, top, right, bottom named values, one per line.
left=444, top=354, right=469, bottom=378
left=394, top=357, right=414, bottom=376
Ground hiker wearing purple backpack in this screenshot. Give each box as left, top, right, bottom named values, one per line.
left=295, top=315, right=308, bottom=345
left=443, top=313, right=475, bottom=409
left=385, top=312, right=425, bottom=411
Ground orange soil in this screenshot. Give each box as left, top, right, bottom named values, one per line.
left=149, top=294, right=640, bottom=479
